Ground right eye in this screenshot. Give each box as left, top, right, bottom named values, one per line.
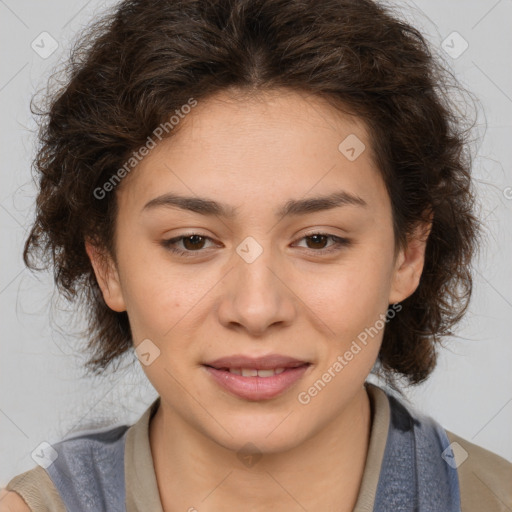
left=160, top=233, right=218, bottom=257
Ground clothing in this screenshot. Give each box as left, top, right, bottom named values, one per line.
left=6, top=383, right=512, bottom=511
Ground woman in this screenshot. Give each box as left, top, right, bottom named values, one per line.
left=2, top=0, right=511, bottom=510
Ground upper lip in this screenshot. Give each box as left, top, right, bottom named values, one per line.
left=203, top=354, right=310, bottom=370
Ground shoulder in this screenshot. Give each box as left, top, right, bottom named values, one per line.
left=0, top=489, right=31, bottom=512
left=1, top=465, right=65, bottom=512
left=380, top=387, right=512, bottom=510
left=1, top=424, right=130, bottom=512
left=445, top=430, right=512, bottom=512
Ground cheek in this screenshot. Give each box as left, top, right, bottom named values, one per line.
left=125, top=287, right=188, bottom=341
left=118, top=252, right=227, bottom=346
left=115, top=248, right=190, bottom=339
left=294, top=256, right=393, bottom=332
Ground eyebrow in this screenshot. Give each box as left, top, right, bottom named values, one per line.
left=142, top=190, right=367, bottom=218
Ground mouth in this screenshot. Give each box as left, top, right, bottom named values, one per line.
left=209, top=367, right=292, bottom=377
left=202, top=354, right=312, bottom=401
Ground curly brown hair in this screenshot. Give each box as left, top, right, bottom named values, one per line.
left=24, top=0, right=482, bottom=386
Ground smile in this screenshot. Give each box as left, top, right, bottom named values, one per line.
left=219, top=367, right=286, bottom=377
left=202, top=357, right=312, bottom=401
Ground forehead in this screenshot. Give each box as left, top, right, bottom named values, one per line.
left=117, top=88, right=389, bottom=217
left=169, top=87, right=368, bottom=153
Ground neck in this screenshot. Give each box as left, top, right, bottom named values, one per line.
left=149, top=385, right=372, bottom=512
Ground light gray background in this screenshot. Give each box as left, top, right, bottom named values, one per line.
left=1, top=0, right=511, bottom=486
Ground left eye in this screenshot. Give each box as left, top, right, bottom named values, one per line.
left=293, top=233, right=349, bottom=252
left=160, top=232, right=350, bottom=257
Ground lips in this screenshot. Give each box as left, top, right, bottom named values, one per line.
left=203, top=354, right=311, bottom=401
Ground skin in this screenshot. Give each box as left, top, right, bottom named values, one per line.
left=0, top=489, right=30, bottom=512
left=86, top=88, right=430, bottom=511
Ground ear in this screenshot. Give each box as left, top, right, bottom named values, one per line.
left=388, top=216, right=432, bottom=305
left=85, top=240, right=126, bottom=312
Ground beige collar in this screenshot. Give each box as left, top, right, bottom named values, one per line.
left=124, top=382, right=390, bottom=512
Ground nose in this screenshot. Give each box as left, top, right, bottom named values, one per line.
left=216, top=241, right=297, bottom=336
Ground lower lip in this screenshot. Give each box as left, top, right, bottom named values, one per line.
left=203, top=365, right=310, bottom=401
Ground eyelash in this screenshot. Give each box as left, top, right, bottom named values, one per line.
left=160, top=232, right=351, bottom=258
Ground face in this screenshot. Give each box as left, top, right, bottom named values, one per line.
left=87, top=88, right=427, bottom=454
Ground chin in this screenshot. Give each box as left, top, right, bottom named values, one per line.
left=206, top=416, right=311, bottom=456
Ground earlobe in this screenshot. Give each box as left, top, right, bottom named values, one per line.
left=388, top=220, right=432, bottom=304
left=85, top=240, right=126, bottom=312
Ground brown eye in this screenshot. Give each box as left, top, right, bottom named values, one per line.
left=293, top=233, right=351, bottom=255
left=182, top=235, right=206, bottom=250
left=305, top=234, right=329, bottom=249
left=161, top=233, right=217, bottom=257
